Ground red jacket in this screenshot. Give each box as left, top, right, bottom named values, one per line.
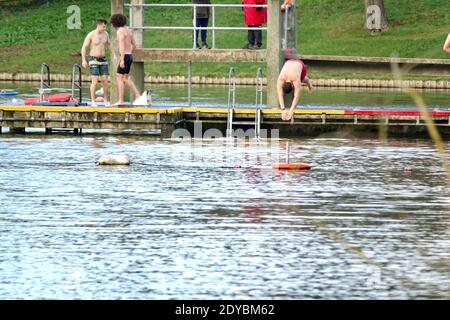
left=242, top=0, right=267, bottom=26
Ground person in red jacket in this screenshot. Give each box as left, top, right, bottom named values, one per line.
left=242, top=0, right=267, bottom=49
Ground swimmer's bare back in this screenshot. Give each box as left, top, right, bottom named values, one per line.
left=118, top=27, right=135, bottom=55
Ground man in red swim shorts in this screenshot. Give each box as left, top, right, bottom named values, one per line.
left=277, top=58, right=314, bottom=121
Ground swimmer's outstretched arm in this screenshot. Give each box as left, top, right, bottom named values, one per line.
left=444, top=33, right=450, bottom=54
left=277, top=77, right=286, bottom=110
left=289, top=79, right=301, bottom=112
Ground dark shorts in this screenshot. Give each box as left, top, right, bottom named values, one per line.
left=288, top=59, right=308, bottom=82
left=88, top=56, right=109, bottom=76
left=117, top=54, right=133, bottom=75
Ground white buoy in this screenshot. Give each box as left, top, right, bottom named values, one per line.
left=98, top=154, right=131, bottom=166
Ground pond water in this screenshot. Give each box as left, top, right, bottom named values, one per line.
left=0, top=82, right=449, bottom=299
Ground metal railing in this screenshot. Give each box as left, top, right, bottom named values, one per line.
left=255, top=67, right=263, bottom=108
left=125, top=3, right=268, bottom=49
left=255, top=67, right=263, bottom=139
left=71, top=64, right=82, bottom=105
left=39, top=63, right=51, bottom=102
left=282, top=5, right=290, bottom=49
left=255, top=68, right=264, bottom=139
left=227, top=67, right=236, bottom=137
left=227, top=67, right=236, bottom=110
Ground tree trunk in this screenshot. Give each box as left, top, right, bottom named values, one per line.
left=365, top=0, right=388, bottom=32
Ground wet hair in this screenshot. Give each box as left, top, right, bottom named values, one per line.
left=282, top=82, right=293, bottom=94
left=110, top=14, right=127, bottom=28
left=97, top=18, right=107, bottom=25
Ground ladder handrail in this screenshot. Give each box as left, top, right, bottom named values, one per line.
left=71, top=64, right=82, bottom=105
left=282, top=5, right=291, bottom=49
left=226, top=67, right=236, bottom=138
left=227, top=67, right=236, bottom=110
left=256, top=67, right=263, bottom=109
left=39, top=63, right=51, bottom=102
left=255, top=68, right=263, bottom=139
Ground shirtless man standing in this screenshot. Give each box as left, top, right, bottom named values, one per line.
left=443, top=32, right=450, bottom=54
left=81, top=19, right=116, bottom=107
left=110, top=14, right=141, bottom=106
left=277, top=58, right=313, bottom=121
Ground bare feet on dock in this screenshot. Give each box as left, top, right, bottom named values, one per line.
left=111, top=101, right=125, bottom=107
left=91, top=102, right=98, bottom=107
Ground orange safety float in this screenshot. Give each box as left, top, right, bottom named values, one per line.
left=272, top=163, right=311, bottom=170
left=272, top=142, right=312, bottom=171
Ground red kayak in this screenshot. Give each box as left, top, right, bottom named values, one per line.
left=24, top=93, right=77, bottom=106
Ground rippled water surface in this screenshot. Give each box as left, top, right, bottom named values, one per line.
left=1, top=82, right=449, bottom=299
left=0, top=135, right=449, bottom=299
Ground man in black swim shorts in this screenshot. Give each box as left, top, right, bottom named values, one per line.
left=110, top=14, right=142, bottom=106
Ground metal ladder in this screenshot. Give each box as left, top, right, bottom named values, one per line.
left=71, top=64, right=83, bottom=105
left=255, top=67, right=263, bottom=139
left=39, top=63, right=51, bottom=102
left=226, top=67, right=236, bottom=138
left=226, top=68, right=263, bottom=139
left=38, top=63, right=84, bottom=106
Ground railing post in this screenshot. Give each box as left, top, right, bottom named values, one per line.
left=110, top=0, right=124, bottom=103
left=193, top=5, right=197, bottom=49
left=283, top=5, right=289, bottom=49
left=267, top=0, right=284, bottom=109
left=212, top=6, right=216, bottom=49
left=130, top=0, right=145, bottom=97
left=188, top=61, right=192, bottom=107
left=287, top=0, right=297, bottom=51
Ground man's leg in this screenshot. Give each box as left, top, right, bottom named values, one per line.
left=244, top=28, right=252, bottom=48
left=201, top=18, right=208, bottom=46
left=249, top=26, right=256, bottom=46
left=303, top=76, right=314, bottom=92
left=115, top=74, right=125, bottom=104
left=101, top=76, right=109, bottom=104
left=255, top=26, right=262, bottom=48
left=90, top=76, right=99, bottom=107
left=194, top=19, right=201, bottom=48
left=123, top=74, right=141, bottom=101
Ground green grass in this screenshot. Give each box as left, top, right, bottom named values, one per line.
left=0, top=0, right=449, bottom=77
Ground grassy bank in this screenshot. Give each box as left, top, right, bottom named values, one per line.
left=0, top=0, right=449, bottom=78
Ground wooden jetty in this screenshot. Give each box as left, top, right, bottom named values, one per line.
left=1, top=106, right=450, bottom=137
